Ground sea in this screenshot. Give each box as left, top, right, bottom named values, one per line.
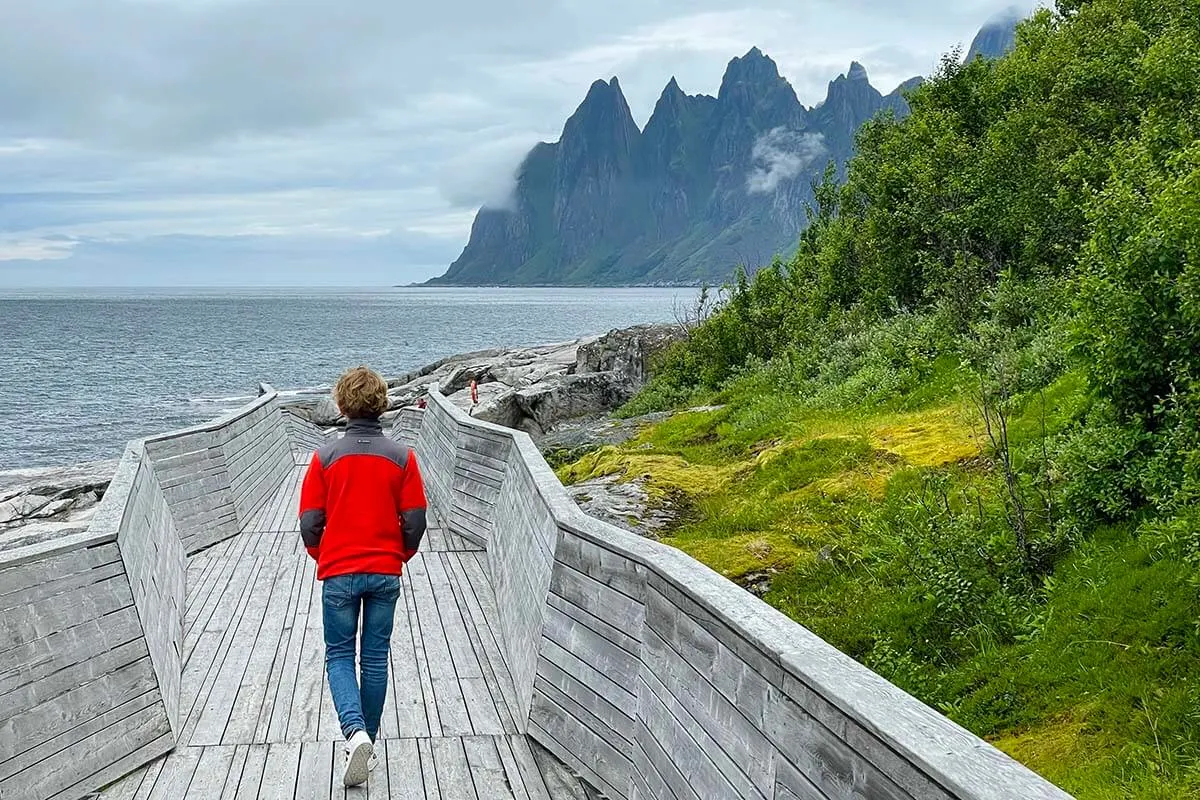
left=0, top=287, right=693, bottom=470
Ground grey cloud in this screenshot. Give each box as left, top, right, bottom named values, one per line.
left=747, top=130, right=828, bottom=194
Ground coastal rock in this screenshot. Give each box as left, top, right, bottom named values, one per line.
left=71, top=491, right=101, bottom=513
left=385, top=347, right=509, bottom=389
left=0, top=459, right=117, bottom=500
left=540, top=412, right=672, bottom=465
left=309, top=396, right=344, bottom=427
left=491, top=361, right=570, bottom=388
left=0, top=460, right=115, bottom=541
left=514, top=372, right=636, bottom=434
left=387, top=387, right=425, bottom=411
left=449, top=382, right=524, bottom=429
left=0, top=494, right=51, bottom=522
left=576, top=324, right=683, bottom=383
left=442, top=362, right=500, bottom=395
left=567, top=475, right=677, bottom=537
left=32, top=498, right=76, bottom=518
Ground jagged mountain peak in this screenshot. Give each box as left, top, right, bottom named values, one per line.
left=719, top=47, right=787, bottom=98
left=828, top=61, right=874, bottom=88
left=821, top=62, right=884, bottom=106
left=966, top=7, right=1022, bottom=62
left=657, top=76, right=686, bottom=105
left=563, top=76, right=637, bottom=135
left=581, top=76, right=625, bottom=102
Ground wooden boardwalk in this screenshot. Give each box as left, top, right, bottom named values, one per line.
left=97, top=466, right=582, bottom=800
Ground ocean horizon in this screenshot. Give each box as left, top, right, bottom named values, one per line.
left=0, top=286, right=694, bottom=470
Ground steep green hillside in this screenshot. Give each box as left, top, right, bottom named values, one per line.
left=558, top=2, right=1200, bottom=796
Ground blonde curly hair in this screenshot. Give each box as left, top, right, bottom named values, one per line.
left=333, top=365, right=389, bottom=419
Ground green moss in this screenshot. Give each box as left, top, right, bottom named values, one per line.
left=671, top=532, right=814, bottom=581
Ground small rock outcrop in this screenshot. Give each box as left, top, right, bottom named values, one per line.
left=512, top=372, right=637, bottom=435
left=566, top=476, right=679, bottom=538
left=575, top=324, right=682, bottom=385
left=0, top=460, right=116, bottom=551
left=308, top=396, right=344, bottom=427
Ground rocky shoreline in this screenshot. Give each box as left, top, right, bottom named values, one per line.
left=281, top=323, right=681, bottom=438
left=1, top=324, right=684, bottom=547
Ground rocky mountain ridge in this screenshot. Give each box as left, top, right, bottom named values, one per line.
left=431, top=16, right=1019, bottom=287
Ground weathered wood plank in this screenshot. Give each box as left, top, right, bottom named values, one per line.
left=287, top=554, right=327, bottom=742
left=8, top=700, right=170, bottom=800
left=269, top=557, right=317, bottom=743
left=418, top=738, right=444, bottom=800
left=179, top=558, right=268, bottom=745
left=223, top=557, right=302, bottom=744
left=0, top=655, right=160, bottom=761
left=143, top=745, right=202, bottom=798
left=0, top=637, right=150, bottom=723
left=0, top=605, right=142, bottom=696
left=218, top=745, right=252, bottom=800
left=0, top=574, right=134, bottom=649
left=462, top=736, right=510, bottom=800
left=637, top=668, right=766, bottom=800
left=258, top=742, right=302, bottom=800
left=190, top=746, right=237, bottom=799
left=425, top=555, right=483, bottom=679
left=403, top=561, right=448, bottom=736
left=233, top=744, right=270, bottom=800
left=432, top=737, right=480, bottom=800
left=443, top=555, right=520, bottom=734
left=0, top=541, right=121, bottom=604
left=55, top=734, right=172, bottom=800
left=0, top=690, right=159, bottom=784
left=393, top=576, right=435, bottom=739
left=506, top=738, right=556, bottom=800
left=384, top=738, right=424, bottom=800
left=296, top=740, right=334, bottom=800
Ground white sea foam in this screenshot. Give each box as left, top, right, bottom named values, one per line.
left=188, top=395, right=256, bottom=405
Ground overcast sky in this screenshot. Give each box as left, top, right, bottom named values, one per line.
left=0, top=0, right=1031, bottom=287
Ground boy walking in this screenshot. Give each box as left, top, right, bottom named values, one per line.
left=298, top=366, right=427, bottom=787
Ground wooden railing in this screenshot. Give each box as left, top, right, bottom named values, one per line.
left=412, top=387, right=1075, bottom=800
left=0, top=394, right=297, bottom=800
left=144, top=393, right=294, bottom=554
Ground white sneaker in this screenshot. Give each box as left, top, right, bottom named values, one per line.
left=367, top=747, right=379, bottom=773
left=342, top=730, right=373, bottom=787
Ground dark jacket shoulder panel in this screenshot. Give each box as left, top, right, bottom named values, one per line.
left=316, top=434, right=410, bottom=472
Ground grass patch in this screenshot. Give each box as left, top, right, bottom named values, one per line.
left=560, top=357, right=1200, bottom=797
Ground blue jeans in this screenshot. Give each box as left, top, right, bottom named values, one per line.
left=321, top=573, right=400, bottom=740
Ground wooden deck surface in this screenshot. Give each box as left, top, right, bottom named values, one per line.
left=98, top=466, right=580, bottom=800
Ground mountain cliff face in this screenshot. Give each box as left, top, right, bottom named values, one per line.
left=431, top=50, right=927, bottom=286
left=966, top=8, right=1022, bottom=62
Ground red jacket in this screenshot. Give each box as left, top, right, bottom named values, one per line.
left=298, top=417, right=428, bottom=581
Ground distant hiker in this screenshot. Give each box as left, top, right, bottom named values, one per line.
left=416, top=396, right=427, bottom=409
left=298, top=366, right=428, bottom=787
